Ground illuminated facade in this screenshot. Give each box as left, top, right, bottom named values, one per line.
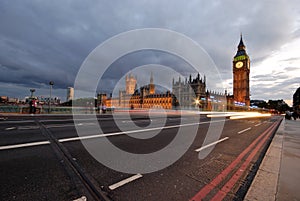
left=105, top=73, right=227, bottom=111
left=172, top=73, right=206, bottom=109
left=233, top=34, right=250, bottom=107
left=104, top=36, right=250, bottom=111
left=125, top=74, right=137, bottom=95
left=67, top=87, right=74, bottom=101
left=172, top=74, right=227, bottom=111
left=106, top=73, right=173, bottom=109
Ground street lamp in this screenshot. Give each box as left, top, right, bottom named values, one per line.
left=194, top=98, right=200, bottom=110
left=30, top=89, right=35, bottom=98
left=49, top=81, right=54, bottom=113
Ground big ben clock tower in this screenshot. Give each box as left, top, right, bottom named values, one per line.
left=233, top=34, right=250, bottom=107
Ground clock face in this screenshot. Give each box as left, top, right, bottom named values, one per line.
left=235, top=61, right=243, bottom=68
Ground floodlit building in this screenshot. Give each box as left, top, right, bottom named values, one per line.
left=106, top=73, right=173, bottom=109
left=172, top=74, right=227, bottom=111
left=102, top=35, right=251, bottom=111
left=67, top=87, right=74, bottom=101
left=232, top=34, right=250, bottom=107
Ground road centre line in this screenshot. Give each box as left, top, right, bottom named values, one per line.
left=238, top=127, right=251, bottom=134
left=0, top=120, right=35, bottom=124
left=254, top=123, right=262, bottom=127
left=195, top=137, right=229, bottom=152
left=18, top=126, right=40, bottom=130
left=45, top=124, right=75, bottom=128
left=42, top=122, right=97, bottom=129
left=0, top=141, right=50, bottom=151
left=58, top=119, right=227, bottom=143
left=122, top=119, right=153, bottom=123
left=109, top=174, right=143, bottom=190
left=5, top=127, right=16, bottom=130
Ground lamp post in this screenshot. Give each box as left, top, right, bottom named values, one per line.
left=195, top=98, right=200, bottom=110
left=49, top=81, right=54, bottom=113
left=30, top=89, right=35, bottom=98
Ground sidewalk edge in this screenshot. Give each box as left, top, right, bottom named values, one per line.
left=244, top=118, right=285, bottom=201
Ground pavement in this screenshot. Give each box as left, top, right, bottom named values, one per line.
left=245, top=117, right=300, bottom=201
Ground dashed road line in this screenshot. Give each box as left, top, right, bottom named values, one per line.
left=0, top=120, right=35, bottom=124
left=45, top=124, right=75, bottom=128
left=0, top=141, right=50, bottom=150
left=254, top=123, right=262, bottom=127
left=5, top=127, right=16, bottom=131
left=18, top=126, right=40, bottom=130
left=73, top=196, right=87, bottom=201
left=122, top=119, right=153, bottom=123
left=58, top=119, right=227, bottom=143
left=195, top=137, right=229, bottom=152
left=109, top=174, right=143, bottom=190
left=238, top=127, right=251, bottom=134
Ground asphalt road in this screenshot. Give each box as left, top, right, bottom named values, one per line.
left=0, top=112, right=282, bottom=201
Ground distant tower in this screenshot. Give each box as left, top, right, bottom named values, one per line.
left=67, top=87, right=74, bottom=101
left=233, top=34, right=250, bottom=106
left=149, top=72, right=155, bottom=95
left=125, top=74, right=137, bottom=95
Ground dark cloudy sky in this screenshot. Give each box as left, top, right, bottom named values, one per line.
left=0, top=0, right=299, bottom=104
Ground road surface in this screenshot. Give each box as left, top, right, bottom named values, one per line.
left=0, top=112, right=282, bottom=201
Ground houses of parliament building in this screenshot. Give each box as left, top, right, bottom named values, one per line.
left=101, top=35, right=250, bottom=111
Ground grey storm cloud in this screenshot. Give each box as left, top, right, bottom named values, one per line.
left=0, top=0, right=299, bottom=101
left=284, top=66, right=300, bottom=71
left=252, top=71, right=290, bottom=81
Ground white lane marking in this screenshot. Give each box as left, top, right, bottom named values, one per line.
left=43, top=122, right=96, bottom=129
left=122, top=119, right=153, bottom=123
left=109, top=174, right=143, bottom=190
left=254, top=123, right=262, bottom=127
left=77, top=122, right=96, bottom=126
left=18, top=126, right=40, bottom=130
left=238, top=127, right=252, bottom=134
left=195, top=137, right=229, bottom=152
left=58, top=119, right=227, bottom=143
left=40, top=119, right=74, bottom=123
left=73, top=196, right=87, bottom=201
left=5, top=127, right=16, bottom=130
left=40, top=117, right=114, bottom=123
left=45, top=124, right=74, bottom=128
left=0, top=141, right=50, bottom=151
left=0, top=120, right=35, bottom=124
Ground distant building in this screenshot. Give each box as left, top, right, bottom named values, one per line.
left=105, top=73, right=173, bottom=109
left=97, top=93, right=107, bottom=107
left=172, top=73, right=206, bottom=109
left=0, top=96, right=19, bottom=104
left=104, top=72, right=228, bottom=111
left=0, top=96, right=8, bottom=103
left=232, top=34, right=250, bottom=107
left=38, top=96, right=61, bottom=105
left=129, top=91, right=173, bottom=109
left=8, top=97, right=19, bottom=103
left=67, top=87, right=74, bottom=101
left=129, top=76, right=173, bottom=109
left=102, top=35, right=251, bottom=111
left=293, top=87, right=300, bottom=111
left=125, top=74, right=137, bottom=95
left=172, top=74, right=227, bottom=111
